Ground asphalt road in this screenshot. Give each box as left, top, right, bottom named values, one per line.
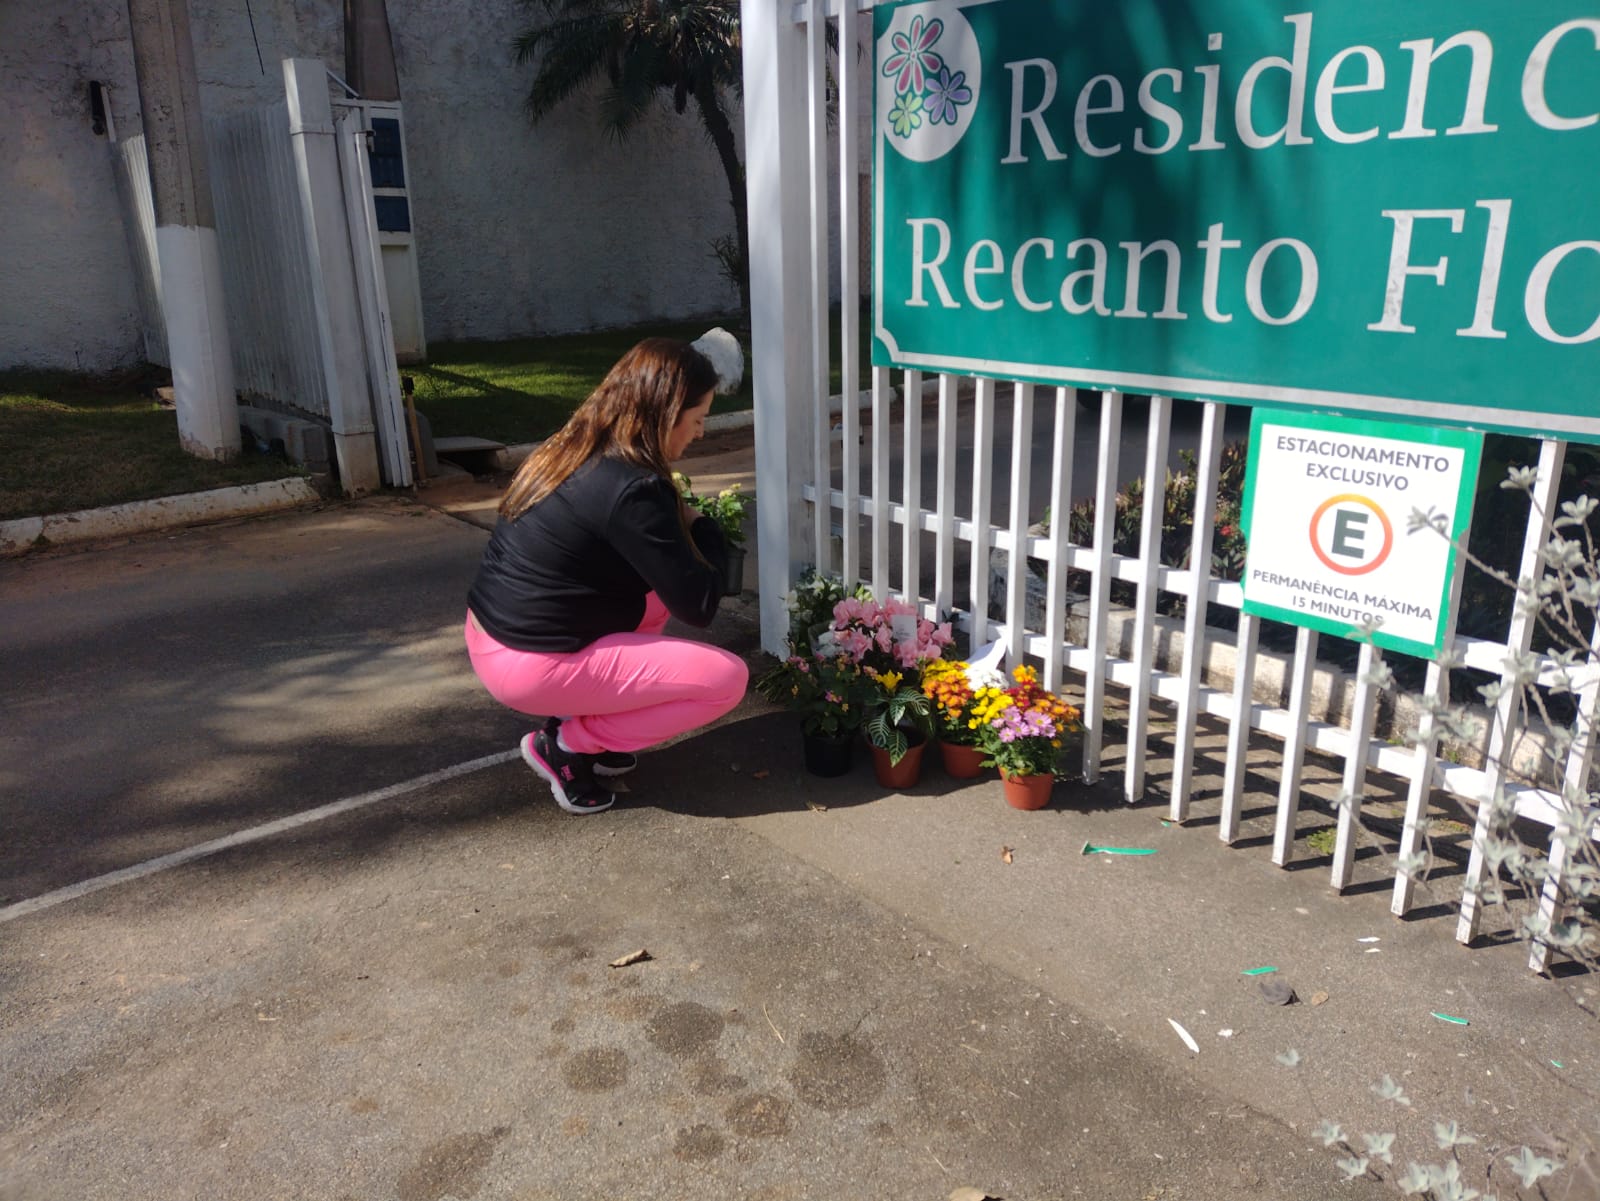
left=1, top=493, right=1593, bottom=1201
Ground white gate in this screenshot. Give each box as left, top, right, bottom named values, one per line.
left=110, top=64, right=412, bottom=488
left=206, top=99, right=333, bottom=422
left=740, top=0, right=1596, bottom=973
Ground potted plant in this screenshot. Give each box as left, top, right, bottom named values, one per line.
left=862, top=669, right=934, bottom=789
left=920, top=658, right=987, bottom=778
left=757, top=581, right=955, bottom=778
left=675, top=472, right=749, bottom=594
left=754, top=652, right=864, bottom=776
left=971, top=665, right=1081, bottom=809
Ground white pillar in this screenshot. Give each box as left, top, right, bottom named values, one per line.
left=284, top=58, right=382, bottom=495
left=125, top=0, right=240, bottom=461
left=742, top=0, right=821, bottom=654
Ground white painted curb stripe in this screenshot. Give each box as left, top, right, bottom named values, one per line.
left=0, top=749, right=519, bottom=924
left=0, top=477, right=320, bottom=557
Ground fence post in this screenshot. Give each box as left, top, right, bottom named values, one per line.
left=284, top=58, right=382, bottom=496
left=743, top=0, right=820, bottom=654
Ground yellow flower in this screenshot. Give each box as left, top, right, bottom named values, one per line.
left=880, top=670, right=903, bottom=692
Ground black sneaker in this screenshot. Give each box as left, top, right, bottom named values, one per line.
left=544, top=718, right=636, bottom=777
left=592, top=749, right=637, bottom=778
left=521, top=728, right=615, bottom=815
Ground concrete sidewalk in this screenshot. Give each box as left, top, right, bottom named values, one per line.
left=0, top=492, right=1593, bottom=1201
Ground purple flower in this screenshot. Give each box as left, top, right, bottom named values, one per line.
left=924, top=67, right=972, bottom=125
left=881, top=15, right=944, bottom=97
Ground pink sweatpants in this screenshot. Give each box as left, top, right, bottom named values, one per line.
left=464, top=594, right=748, bottom=754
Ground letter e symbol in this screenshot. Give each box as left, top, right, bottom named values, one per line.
left=1332, top=509, right=1368, bottom=558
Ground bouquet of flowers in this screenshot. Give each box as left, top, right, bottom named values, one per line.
left=755, top=651, right=864, bottom=739
left=920, top=658, right=979, bottom=745
left=781, top=570, right=874, bottom=657
left=970, top=665, right=1081, bottom=778
left=816, top=596, right=954, bottom=677
left=757, top=582, right=955, bottom=758
left=673, top=471, right=748, bottom=547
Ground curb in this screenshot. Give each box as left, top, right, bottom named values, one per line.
left=0, top=476, right=323, bottom=558
left=491, top=388, right=879, bottom=472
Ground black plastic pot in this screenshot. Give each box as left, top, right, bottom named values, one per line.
left=801, top=727, right=856, bottom=777
left=721, top=545, right=746, bottom=595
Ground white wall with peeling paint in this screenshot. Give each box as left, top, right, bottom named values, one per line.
left=1, top=0, right=745, bottom=372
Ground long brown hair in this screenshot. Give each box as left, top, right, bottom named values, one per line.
left=500, top=337, right=717, bottom=520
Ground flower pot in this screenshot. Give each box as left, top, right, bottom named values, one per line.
left=720, top=545, right=746, bottom=595
left=802, top=728, right=856, bottom=777
left=939, top=740, right=987, bottom=779
left=871, top=737, right=926, bottom=789
left=1000, top=768, right=1054, bottom=810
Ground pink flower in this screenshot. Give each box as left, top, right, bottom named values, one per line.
left=841, top=629, right=874, bottom=661
left=935, top=622, right=953, bottom=645
left=874, top=626, right=894, bottom=651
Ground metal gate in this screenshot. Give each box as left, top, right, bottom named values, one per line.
left=739, top=0, right=1596, bottom=973
left=110, top=62, right=412, bottom=488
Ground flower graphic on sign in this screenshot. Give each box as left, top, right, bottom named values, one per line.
left=889, top=92, right=924, bottom=138
left=877, top=4, right=981, bottom=162
left=882, top=15, right=945, bottom=97
left=923, top=66, right=972, bottom=125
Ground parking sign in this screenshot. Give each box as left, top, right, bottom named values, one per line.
left=1239, top=410, right=1483, bottom=657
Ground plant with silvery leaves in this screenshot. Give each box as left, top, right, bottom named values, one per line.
left=1282, top=1051, right=1573, bottom=1198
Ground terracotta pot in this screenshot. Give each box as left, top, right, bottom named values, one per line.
left=870, top=737, right=926, bottom=789
left=1000, top=768, right=1054, bottom=810
left=939, top=740, right=987, bottom=779
left=801, top=728, right=855, bottom=777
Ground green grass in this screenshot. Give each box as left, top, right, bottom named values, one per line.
left=411, top=307, right=872, bottom=446
left=411, top=317, right=750, bottom=445
left=1304, top=826, right=1338, bottom=856
left=0, top=371, right=301, bottom=523
left=1, top=308, right=878, bottom=521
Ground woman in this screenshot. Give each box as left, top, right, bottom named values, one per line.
left=464, top=336, right=749, bottom=814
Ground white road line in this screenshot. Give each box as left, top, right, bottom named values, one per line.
left=0, top=750, right=520, bottom=925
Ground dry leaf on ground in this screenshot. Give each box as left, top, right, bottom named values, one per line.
left=608, top=949, right=652, bottom=968
left=1000, top=846, right=1014, bottom=864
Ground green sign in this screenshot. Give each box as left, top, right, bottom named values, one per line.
left=872, top=2, right=1600, bottom=440
left=1239, top=409, right=1483, bottom=658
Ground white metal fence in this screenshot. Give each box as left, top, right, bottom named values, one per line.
left=742, top=0, right=1595, bottom=974
left=205, top=100, right=333, bottom=422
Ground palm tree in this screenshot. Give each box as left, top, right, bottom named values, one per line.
left=513, top=0, right=750, bottom=322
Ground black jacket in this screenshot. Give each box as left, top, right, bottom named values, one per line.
left=467, top=454, right=727, bottom=652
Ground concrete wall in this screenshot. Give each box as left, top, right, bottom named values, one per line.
left=0, top=5, right=146, bottom=372
left=1, top=0, right=742, bottom=371
left=391, top=0, right=741, bottom=343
